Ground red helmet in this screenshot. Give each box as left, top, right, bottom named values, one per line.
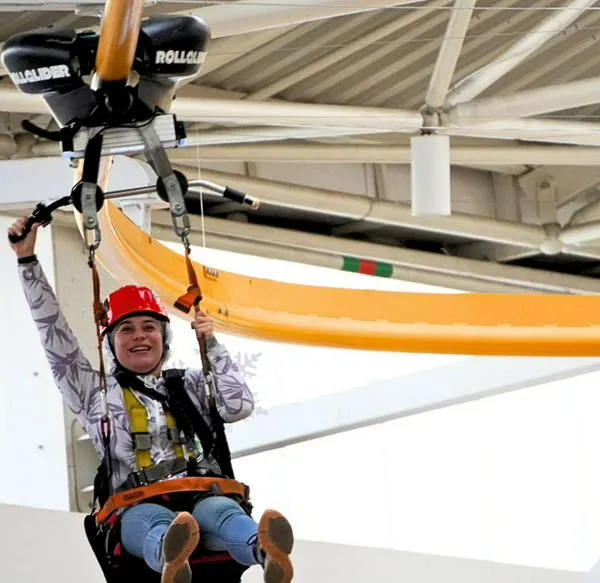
left=102, top=285, right=169, bottom=335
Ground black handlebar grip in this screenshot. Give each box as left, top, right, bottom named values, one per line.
left=223, top=186, right=260, bottom=209
left=8, top=216, right=34, bottom=245
left=223, top=186, right=247, bottom=204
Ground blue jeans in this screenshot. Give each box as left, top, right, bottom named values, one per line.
left=120, top=496, right=260, bottom=573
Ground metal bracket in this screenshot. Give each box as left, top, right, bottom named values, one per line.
left=138, top=122, right=190, bottom=238
left=81, top=182, right=101, bottom=249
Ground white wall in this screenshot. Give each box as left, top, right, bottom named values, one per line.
left=0, top=216, right=70, bottom=511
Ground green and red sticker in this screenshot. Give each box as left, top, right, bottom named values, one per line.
left=342, top=257, right=393, bottom=278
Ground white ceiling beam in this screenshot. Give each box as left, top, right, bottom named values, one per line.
left=173, top=0, right=428, bottom=38
left=560, top=222, right=600, bottom=246
left=563, top=245, right=600, bottom=261
left=226, top=356, right=600, bottom=456
left=0, top=81, right=247, bottom=113
left=166, top=144, right=600, bottom=167
left=158, top=96, right=424, bottom=130
left=0, top=84, right=423, bottom=131
left=26, top=137, right=600, bottom=168
left=182, top=126, right=395, bottom=145
left=29, top=126, right=394, bottom=157
left=444, top=0, right=597, bottom=106
left=425, top=0, right=476, bottom=109
left=442, top=117, right=600, bottom=147
left=448, top=78, right=600, bottom=123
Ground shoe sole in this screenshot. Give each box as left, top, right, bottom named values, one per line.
left=259, top=510, right=294, bottom=583
left=161, top=512, right=200, bottom=583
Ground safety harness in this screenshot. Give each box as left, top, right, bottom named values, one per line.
left=84, top=367, right=252, bottom=583
left=95, top=366, right=240, bottom=501
left=119, top=369, right=213, bottom=479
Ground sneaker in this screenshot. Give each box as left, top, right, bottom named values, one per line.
left=258, top=509, right=294, bottom=583
left=161, top=512, right=200, bottom=583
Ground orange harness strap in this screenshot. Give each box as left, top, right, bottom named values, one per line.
left=96, top=477, right=249, bottom=524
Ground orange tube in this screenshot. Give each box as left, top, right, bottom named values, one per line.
left=95, top=0, right=145, bottom=83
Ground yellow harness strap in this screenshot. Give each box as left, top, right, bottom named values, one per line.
left=122, top=387, right=185, bottom=470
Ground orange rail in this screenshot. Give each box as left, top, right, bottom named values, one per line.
left=95, top=0, right=145, bottom=83
left=70, top=198, right=600, bottom=357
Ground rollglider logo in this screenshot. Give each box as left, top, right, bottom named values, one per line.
left=155, top=50, right=205, bottom=66
left=10, top=64, right=70, bottom=85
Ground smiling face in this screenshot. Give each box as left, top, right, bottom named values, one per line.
left=112, top=315, right=165, bottom=376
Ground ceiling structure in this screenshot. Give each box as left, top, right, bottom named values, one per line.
left=3, top=1, right=600, bottom=292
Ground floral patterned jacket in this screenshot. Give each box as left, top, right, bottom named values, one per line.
left=18, top=259, right=254, bottom=491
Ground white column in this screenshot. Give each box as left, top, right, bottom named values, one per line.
left=411, top=134, right=452, bottom=216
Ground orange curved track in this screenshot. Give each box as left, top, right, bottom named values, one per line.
left=74, top=194, right=600, bottom=357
